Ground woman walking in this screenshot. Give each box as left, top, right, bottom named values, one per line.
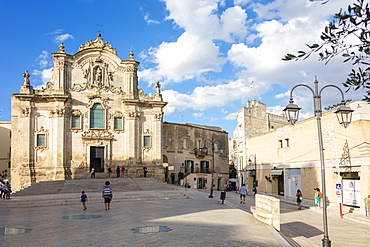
left=296, top=189, right=303, bottom=210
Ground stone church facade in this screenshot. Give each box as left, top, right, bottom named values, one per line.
left=11, top=34, right=167, bottom=192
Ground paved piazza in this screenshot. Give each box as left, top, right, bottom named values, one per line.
left=0, top=190, right=287, bottom=247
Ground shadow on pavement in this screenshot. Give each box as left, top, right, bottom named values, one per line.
left=281, top=221, right=323, bottom=238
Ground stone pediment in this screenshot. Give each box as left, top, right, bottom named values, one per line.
left=78, top=33, right=117, bottom=54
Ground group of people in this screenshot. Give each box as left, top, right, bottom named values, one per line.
left=0, top=179, right=11, bottom=199
left=80, top=180, right=113, bottom=211
left=296, top=187, right=323, bottom=210
left=90, top=165, right=127, bottom=178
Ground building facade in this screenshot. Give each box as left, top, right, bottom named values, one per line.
left=11, top=34, right=167, bottom=192
left=0, top=122, right=11, bottom=179
left=230, top=100, right=288, bottom=187
left=234, top=101, right=370, bottom=213
left=162, top=122, right=229, bottom=190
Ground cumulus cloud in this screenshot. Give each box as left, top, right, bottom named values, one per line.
left=36, top=50, right=50, bottom=68
left=141, top=0, right=360, bottom=124
left=32, top=68, right=53, bottom=88
left=54, top=33, right=74, bottom=43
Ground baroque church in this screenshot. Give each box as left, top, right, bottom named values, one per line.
left=11, top=34, right=167, bottom=192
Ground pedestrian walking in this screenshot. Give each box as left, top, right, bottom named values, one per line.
left=316, top=188, right=323, bottom=208
left=90, top=168, right=95, bottom=178
left=116, top=166, right=120, bottom=178
left=102, top=181, right=113, bottom=210
left=81, top=191, right=88, bottom=210
left=239, top=184, right=248, bottom=204
left=121, top=166, right=125, bottom=178
left=107, top=167, right=112, bottom=178
left=296, top=189, right=303, bottom=210
left=143, top=166, right=148, bottom=178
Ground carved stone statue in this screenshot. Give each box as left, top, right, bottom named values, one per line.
left=95, top=67, right=102, bottom=83
left=22, top=70, right=30, bottom=85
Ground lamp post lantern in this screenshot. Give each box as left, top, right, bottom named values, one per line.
left=283, top=78, right=353, bottom=247
left=248, top=154, right=258, bottom=189
left=203, top=138, right=223, bottom=198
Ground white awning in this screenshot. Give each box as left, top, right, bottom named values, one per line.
left=270, top=170, right=283, bottom=176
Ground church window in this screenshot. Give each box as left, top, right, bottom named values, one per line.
left=37, top=134, right=46, bottom=147
left=143, top=136, right=151, bottom=147
left=72, top=115, right=81, bottom=129
left=114, top=117, right=123, bottom=130
left=162, top=137, right=166, bottom=147
left=90, top=103, right=105, bottom=129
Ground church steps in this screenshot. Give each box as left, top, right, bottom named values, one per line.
left=0, top=191, right=189, bottom=208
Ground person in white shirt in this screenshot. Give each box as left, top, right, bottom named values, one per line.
left=239, top=184, right=248, bottom=204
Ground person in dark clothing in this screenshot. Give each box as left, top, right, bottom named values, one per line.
left=116, top=166, right=120, bottom=178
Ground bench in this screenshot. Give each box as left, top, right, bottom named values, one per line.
left=250, top=194, right=280, bottom=231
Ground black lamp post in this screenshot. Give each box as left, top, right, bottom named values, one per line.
left=203, top=138, right=223, bottom=198
left=248, top=154, right=258, bottom=189
left=283, top=78, right=353, bottom=247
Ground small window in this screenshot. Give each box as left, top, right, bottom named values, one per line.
left=196, top=140, right=201, bottom=149
left=214, top=143, right=218, bottom=152
left=72, top=115, right=81, bottom=129
left=278, top=140, right=283, bottom=148
left=143, top=136, right=151, bottom=147
left=114, top=117, right=123, bottom=130
left=183, top=139, right=189, bottom=149
left=37, top=134, right=46, bottom=147
left=285, top=138, right=289, bottom=148
left=162, top=137, right=166, bottom=147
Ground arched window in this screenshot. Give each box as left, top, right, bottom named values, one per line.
left=90, top=103, right=105, bottom=129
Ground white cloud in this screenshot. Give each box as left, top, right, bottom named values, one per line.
left=37, top=50, right=50, bottom=68
left=141, top=0, right=360, bottom=125
left=32, top=68, right=53, bottom=88
left=54, top=34, right=74, bottom=43
left=225, top=112, right=238, bottom=120
left=193, top=112, right=204, bottom=118
left=144, top=13, right=160, bottom=25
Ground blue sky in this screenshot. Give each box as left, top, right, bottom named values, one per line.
left=0, top=0, right=363, bottom=135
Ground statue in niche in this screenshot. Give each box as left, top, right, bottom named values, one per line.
left=95, top=67, right=102, bottom=84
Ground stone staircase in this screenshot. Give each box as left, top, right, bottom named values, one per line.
left=1, top=178, right=189, bottom=208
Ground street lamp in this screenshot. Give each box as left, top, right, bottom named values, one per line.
left=248, top=154, right=258, bottom=190
left=283, top=78, right=353, bottom=247
left=203, top=138, right=223, bottom=198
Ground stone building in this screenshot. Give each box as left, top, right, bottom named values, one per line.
left=230, top=100, right=288, bottom=187
left=235, top=101, right=370, bottom=213
left=162, top=122, right=229, bottom=190
left=11, top=34, right=166, bottom=192
left=0, top=122, right=11, bottom=179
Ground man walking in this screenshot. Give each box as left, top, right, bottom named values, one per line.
left=102, top=181, right=113, bottom=210
left=239, top=184, right=248, bottom=204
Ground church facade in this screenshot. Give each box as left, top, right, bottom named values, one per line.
left=11, top=34, right=167, bottom=191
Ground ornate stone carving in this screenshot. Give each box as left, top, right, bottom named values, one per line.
left=20, top=107, right=31, bottom=117
left=86, top=96, right=111, bottom=109
left=50, top=108, right=65, bottom=117
left=78, top=33, right=117, bottom=54
left=81, top=129, right=114, bottom=140
left=127, top=111, right=141, bottom=120
left=155, top=113, right=163, bottom=121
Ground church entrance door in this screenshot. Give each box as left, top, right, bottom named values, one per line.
left=90, top=147, right=105, bottom=172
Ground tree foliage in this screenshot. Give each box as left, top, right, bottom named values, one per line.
left=283, top=0, right=370, bottom=101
